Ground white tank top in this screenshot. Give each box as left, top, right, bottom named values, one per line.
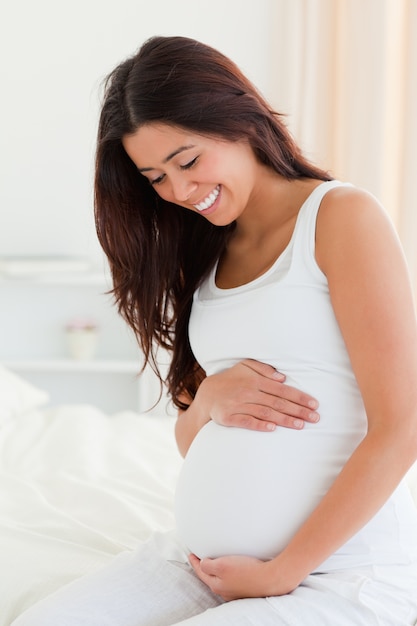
left=174, top=181, right=417, bottom=570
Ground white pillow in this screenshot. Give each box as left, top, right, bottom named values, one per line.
left=0, top=365, right=49, bottom=424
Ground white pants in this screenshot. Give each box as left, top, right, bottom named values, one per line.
left=11, top=531, right=417, bottom=626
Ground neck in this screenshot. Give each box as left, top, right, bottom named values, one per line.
left=234, top=170, right=297, bottom=242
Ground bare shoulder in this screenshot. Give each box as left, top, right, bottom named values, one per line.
left=315, top=184, right=401, bottom=274
left=318, top=184, right=390, bottom=228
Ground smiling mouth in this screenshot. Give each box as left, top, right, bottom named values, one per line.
left=193, top=185, right=220, bottom=212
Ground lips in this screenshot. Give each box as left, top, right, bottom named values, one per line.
left=193, top=185, right=220, bottom=212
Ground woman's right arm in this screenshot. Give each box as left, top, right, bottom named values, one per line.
left=175, top=359, right=320, bottom=457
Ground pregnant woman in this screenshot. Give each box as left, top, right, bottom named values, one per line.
left=14, top=36, right=417, bottom=625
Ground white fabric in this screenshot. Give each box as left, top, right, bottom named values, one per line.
left=0, top=370, right=416, bottom=623
left=0, top=364, right=49, bottom=425
left=0, top=404, right=182, bottom=625
left=11, top=531, right=417, bottom=626
left=184, top=181, right=417, bottom=572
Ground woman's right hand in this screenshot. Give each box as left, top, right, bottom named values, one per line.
left=175, top=359, right=319, bottom=456
left=198, top=359, right=319, bottom=432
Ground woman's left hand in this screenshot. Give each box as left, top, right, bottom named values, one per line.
left=188, top=553, right=293, bottom=601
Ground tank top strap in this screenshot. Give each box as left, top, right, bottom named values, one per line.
left=287, top=180, right=352, bottom=280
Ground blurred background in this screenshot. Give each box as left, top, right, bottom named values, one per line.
left=0, top=0, right=416, bottom=412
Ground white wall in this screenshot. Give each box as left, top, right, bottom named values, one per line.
left=0, top=0, right=275, bottom=265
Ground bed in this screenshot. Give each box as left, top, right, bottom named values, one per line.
left=0, top=365, right=182, bottom=624
left=1, top=364, right=417, bottom=624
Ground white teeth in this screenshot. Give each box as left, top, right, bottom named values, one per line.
left=194, top=185, right=220, bottom=212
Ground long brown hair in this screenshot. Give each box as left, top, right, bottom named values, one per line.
left=94, top=35, right=332, bottom=409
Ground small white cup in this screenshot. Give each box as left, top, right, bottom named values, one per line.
left=66, top=328, right=98, bottom=360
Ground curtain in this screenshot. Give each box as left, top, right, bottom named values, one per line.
left=269, top=0, right=417, bottom=293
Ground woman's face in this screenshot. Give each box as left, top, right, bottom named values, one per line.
left=122, top=123, right=261, bottom=226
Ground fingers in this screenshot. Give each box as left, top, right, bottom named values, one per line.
left=189, top=555, right=267, bottom=601
left=189, top=555, right=221, bottom=587
left=239, top=359, right=318, bottom=411
left=218, top=394, right=320, bottom=430
left=253, top=398, right=319, bottom=427
left=240, top=358, right=286, bottom=381
left=205, top=360, right=320, bottom=431
left=220, top=413, right=279, bottom=431
left=263, top=380, right=319, bottom=411
left=257, top=389, right=320, bottom=421
left=221, top=411, right=305, bottom=432
left=188, top=555, right=216, bottom=586
left=188, top=554, right=201, bottom=570
left=189, top=554, right=216, bottom=575
left=234, top=375, right=320, bottom=427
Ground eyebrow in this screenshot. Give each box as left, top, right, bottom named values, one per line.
left=138, top=144, right=196, bottom=173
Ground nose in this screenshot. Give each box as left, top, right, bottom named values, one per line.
left=171, top=177, right=197, bottom=203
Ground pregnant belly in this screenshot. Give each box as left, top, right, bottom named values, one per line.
left=174, top=421, right=345, bottom=560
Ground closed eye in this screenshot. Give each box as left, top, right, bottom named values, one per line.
left=148, top=156, right=198, bottom=186
left=150, top=173, right=165, bottom=186
left=180, top=156, right=199, bottom=171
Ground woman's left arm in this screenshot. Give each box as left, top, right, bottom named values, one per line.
left=190, top=187, right=417, bottom=600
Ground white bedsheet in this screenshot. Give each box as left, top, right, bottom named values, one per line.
left=0, top=404, right=182, bottom=624
left=1, top=401, right=417, bottom=624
